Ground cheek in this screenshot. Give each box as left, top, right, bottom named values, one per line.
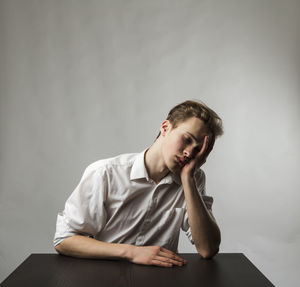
left=168, top=137, right=184, bottom=153
left=175, top=138, right=184, bottom=151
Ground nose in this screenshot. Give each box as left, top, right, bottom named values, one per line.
left=183, top=150, right=189, bottom=157
left=183, top=144, right=199, bottom=159
left=183, top=147, right=192, bottom=158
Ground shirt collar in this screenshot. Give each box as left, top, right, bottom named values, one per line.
left=130, top=149, right=150, bottom=181
left=130, top=149, right=181, bottom=185
left=157, top=172, right=181, bottom=185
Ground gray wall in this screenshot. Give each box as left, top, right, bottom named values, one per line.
left=1, top=1, right=299, bottom=286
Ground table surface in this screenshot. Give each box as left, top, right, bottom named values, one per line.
left=1, top=253, right=274, bottom=287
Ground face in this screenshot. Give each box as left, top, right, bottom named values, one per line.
left=160, top=117, right=210, bottom=174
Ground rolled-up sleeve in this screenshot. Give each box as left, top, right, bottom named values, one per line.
left=53, top=167, right=107, bottom=246
left=181, top=169, right=214, bottom=244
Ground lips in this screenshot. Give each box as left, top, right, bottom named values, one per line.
left=176, top=156, right=187, bottom=167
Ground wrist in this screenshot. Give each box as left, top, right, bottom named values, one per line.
left=122, top=244, right=136, bottom=261
left=181, top=172, right=194, bottom=184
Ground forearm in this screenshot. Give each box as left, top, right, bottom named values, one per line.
left=55, top=235, right=187, bottom=267
left=182, top=177, right=221, bottom=258
left=55, top=235, right=132, bottom=260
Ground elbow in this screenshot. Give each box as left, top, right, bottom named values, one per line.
left=197, top=230, right=221, bottom=259
left=54, top=238, right=69, bottom=255
left=54, top=235, right=74, bottom=255
left=55, top=243, right=63, bottom=254
left=196, top=245, right=219, bottom=259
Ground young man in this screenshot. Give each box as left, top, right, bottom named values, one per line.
left=54, top=100, right=223, bottom=268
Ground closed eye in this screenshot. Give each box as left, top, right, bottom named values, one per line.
left=183, top=136, right=192, bottom=145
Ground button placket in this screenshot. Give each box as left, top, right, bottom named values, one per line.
left=135, top=185, right=157, bottom=244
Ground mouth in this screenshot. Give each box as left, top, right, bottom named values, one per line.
left=175, top=156, right=187, bottom=168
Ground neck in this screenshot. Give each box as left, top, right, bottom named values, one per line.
left=144, top=139, right=169, bottom=183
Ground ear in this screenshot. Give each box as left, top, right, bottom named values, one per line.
left=160, top=120, right=172, bottom=136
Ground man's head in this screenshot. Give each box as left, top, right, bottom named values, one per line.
left=157, top=100, right=223, bottom=139
left=156, top=100, right=223, bottom=174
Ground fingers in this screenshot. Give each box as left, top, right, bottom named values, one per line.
left=197, top=134, right=215, bottom=162
left=207, top=134, right=215, bottom=154
left=153, top=255, right=184, bottom=267
left=159, top=247, right=175, bottom=254
left=159, top=248, right=186, bottom=263
left=130, top=245, right=187, bottom=268
left=199, top=135, right=209, bottom=155
left=194, top=136, right=209, bottom=167
left=158, top=247, right=187, bottom=266
left=152, top=259, right=173, bottom=267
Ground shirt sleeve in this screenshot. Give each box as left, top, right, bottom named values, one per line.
left=53, top=166, right=108, bottom=246
left=181, top=169, right=214, bottom=245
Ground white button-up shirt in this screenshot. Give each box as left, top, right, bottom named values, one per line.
left=54, top=150, right=214, bottom=252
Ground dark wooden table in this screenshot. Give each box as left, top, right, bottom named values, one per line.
left=0, top=253, right=274, bottom=287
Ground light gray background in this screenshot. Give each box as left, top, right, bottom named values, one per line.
left=1, top=0, right=299, bottom=286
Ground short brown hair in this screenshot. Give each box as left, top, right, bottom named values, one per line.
left=157, top=100, right=223, bottom=138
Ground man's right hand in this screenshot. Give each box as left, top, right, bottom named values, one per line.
left=126, top=245, right=187, bottom=267
left=55, top=236, right=187, bottom=267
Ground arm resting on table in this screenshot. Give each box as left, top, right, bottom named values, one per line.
left=55, top=235, right=131, bottom=260
left=54, top=235, right=187, bottom=267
